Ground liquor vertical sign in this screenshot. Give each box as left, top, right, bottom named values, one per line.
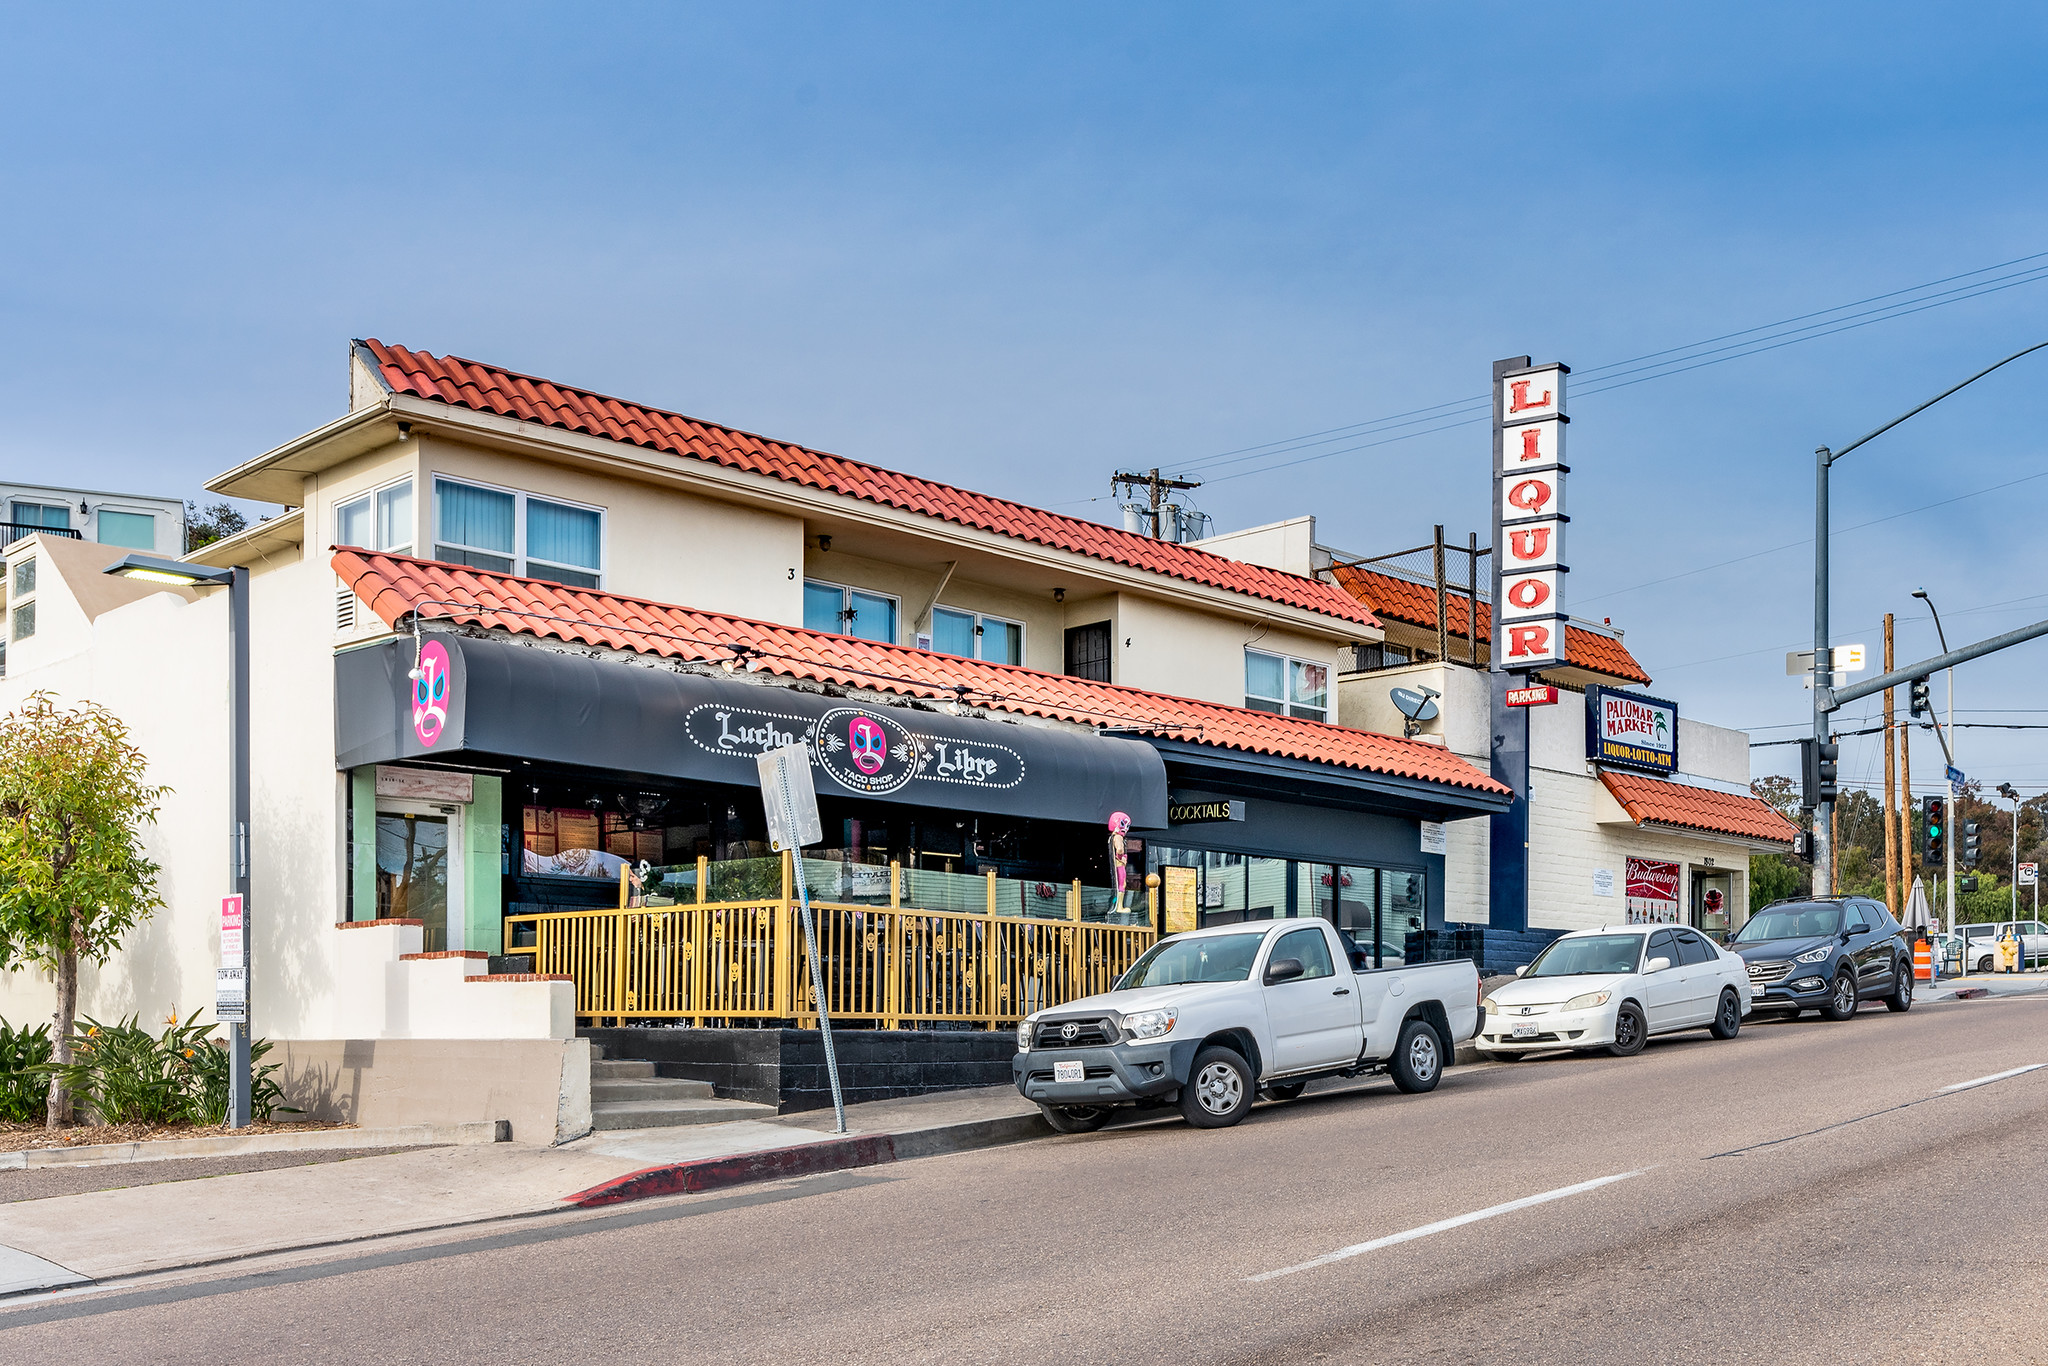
left=1493, top=358, right=1570, bottom=671
left=217, top=894, right=248, bottom=1024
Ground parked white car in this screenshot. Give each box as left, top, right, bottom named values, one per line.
left=1960, top=920, right=2047, bottom=972
left=1013, top=919, right=1482, bottom=1132
left=1477, top=924, right=1752, bottom=1060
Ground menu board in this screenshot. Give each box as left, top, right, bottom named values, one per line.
left=1163, top=866, right=1200, bottom=935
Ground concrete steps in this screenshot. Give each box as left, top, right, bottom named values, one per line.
left=586, top=1046, right=776, bottom=1131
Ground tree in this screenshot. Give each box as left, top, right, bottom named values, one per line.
left=184, top=501, right=248, bottom=553
left=0, top=693, right=168, bottom=1126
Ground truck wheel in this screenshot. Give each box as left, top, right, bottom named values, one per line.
left=1265, top=1081, right=1308, bottom=1101
left=1885, top=960, right=1914, bottom=1013
left=1178, top=1047, right=1253, bottom=1128
left=1607, top=1002, right=1647, bottom=1057
left=1822, top=971, right=1859, bottom=1021
left=1038, top=1104, right=1111, bottom=1134
left=1390, top=1019, right=1443, bottom=1093
left=1708, top=989, right=1741, bottom=1040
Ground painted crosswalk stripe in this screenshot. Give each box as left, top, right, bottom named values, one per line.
left=1939, top=1063, right=2046, bottom=1093
left=1247, top=1170, right=1648, bottom=1283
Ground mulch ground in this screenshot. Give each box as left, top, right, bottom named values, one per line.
left=0, top=1119, right=356, bottom=1153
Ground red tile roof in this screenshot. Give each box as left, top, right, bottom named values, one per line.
left=1599, top=770, right=1797, bottom=846
left=1330, top=562, right=1650, bottom=684
left=334, top=549, right=1506, bottom=797
left=357, top=340, right=1378, bottom=630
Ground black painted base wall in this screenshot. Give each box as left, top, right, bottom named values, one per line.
left=580, top=1027, right=1019, bottom=1114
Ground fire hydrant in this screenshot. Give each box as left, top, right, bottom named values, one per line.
left=1998, top=932, right=2021, bottom=974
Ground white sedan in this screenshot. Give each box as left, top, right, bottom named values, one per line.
left=1477, top=924, right=1753, bottom=1060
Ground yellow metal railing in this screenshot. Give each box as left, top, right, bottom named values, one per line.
left=504, top=853, right=1158, bottom=1028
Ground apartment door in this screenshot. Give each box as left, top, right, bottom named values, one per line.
left=376, top=798, right=465, bottom=953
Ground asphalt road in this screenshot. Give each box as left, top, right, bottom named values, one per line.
left=3, top=996, right=2045, bottom=1364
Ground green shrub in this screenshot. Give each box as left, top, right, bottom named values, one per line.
left=38, top=1009, right=296, bottom=1126
left=0, top=1019, right=52, bottom=1123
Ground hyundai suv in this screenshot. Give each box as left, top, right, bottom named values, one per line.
left=1729, top=897, right=1913, bottom=1020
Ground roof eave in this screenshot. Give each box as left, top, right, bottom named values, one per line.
left=205, top=405, right=398, bottom=505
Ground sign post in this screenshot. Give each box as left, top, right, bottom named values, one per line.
left=758, top=743, right=846, bottom=1134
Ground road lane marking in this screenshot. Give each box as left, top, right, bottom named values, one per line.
left=1246, top=1170, right=1648, bottom=1283
left=1940, top=1063, right=2046, bottom=1093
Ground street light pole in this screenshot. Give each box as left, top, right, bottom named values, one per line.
left=1809, top=338, right=2048, bottom=897
left=104, top=552, right=252, bottom=1127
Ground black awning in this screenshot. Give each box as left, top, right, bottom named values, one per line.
left=336, top=633, right=1167, bottom=827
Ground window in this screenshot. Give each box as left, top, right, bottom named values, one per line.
left=1647, top=929, right=1678, bottom=965
left=931, top=606, right=1024, bottom=666
left=1674, top=930, right=1715, bottom=966
left=1272, top=926, right=1335, bottom=981
left=433, top=478, right=601, bottom=587
left=1245, top=649, right=1329, bottom=721
left=9, top=557, right=33, bottom=643
left=338, top=478, right=415, bottom=555
left=1064, top=621, right=1112, bottom=682
left=802, top=579, right=897, bottom=643
left=10, top=502, right=68, bottom=531
left=96, top=510, right=155, bottom=551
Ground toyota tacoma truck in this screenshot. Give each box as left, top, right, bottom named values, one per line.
left=1013, top=919, right=1482, bottom=1132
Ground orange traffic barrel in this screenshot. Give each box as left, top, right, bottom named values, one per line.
left=1914, top=937, right=1933, bottom=981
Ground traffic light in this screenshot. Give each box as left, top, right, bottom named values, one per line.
left=1924, top=795, right=1946, bottom=864
left=1799, top=738, right=1840, bottom=808
left=1909, top=676, right=1931, bottom=719
left=1963, top=821, right=1981, bottom=867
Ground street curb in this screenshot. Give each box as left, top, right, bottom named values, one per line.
left=0, top=1120, right=508, bottom=1171
left=560, top=1112, right=1052, bottom=1208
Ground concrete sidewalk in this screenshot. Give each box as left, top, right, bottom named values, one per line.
left=0, top=1085, right=1051, bottom=1294
left=1919, top=972, right=2048, bottom=1001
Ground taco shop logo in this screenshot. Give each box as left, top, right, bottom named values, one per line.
left=411, top=640, right=451, bottom=748
left=816, top=707, right=920, bottom=794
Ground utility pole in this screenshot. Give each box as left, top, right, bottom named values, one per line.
left=1110, top=468, right=1202, bottom=540
left=1883, top=614, right=1898, bottom=917
left=1433, top=525, right=1449, bottom=664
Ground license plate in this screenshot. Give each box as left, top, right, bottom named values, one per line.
left=1511, top=1024, right=1540, bottom=1039
left=1053, top=1060, right=1084, bottom=1083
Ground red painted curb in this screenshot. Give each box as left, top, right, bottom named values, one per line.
left=562, top=1133, right=900, bottom=1207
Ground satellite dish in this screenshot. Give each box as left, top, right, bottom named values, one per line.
left=1390, top=687, right=1441, bottom=723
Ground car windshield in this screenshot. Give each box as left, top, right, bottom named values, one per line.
left=1734, top=904, right=1844, bottom=941
left=1524, top=934, right=1643, bottom=977
left=1118, top=932, right=1267, bottom=988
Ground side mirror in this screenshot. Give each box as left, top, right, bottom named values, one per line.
left=1264, top=957, right=1305, bottom=985
left=1513, top=965, right=1528, bottom=976
left=1645, top=956, right=1671, bottom=973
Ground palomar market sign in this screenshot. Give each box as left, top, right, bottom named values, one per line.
left=1585, top=685, right=1680, bottom=774
left=1493, top=360, right=1570, bottom=671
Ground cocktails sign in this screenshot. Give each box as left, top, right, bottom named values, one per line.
left=1584, top=685, right=1680, bottom=774
left=1493, top=359, right=1570, bottom=671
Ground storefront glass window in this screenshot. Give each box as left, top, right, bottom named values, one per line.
left=377, top=812, right=449, bottom=952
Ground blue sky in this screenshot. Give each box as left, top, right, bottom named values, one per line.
left=4, top=2, right=2046, bottom=794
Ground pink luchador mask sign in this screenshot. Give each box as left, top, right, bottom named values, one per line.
left=412, top=640, right=451, bottom=747
left=847, top=716, right=888, bottom=775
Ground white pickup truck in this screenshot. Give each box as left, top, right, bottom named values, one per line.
left=1012, top=919, right=1483, bottom=1132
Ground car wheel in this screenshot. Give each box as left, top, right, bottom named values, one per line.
left=1037, top=1104, right=1112, bottom=1134
left=1607, top=1002, right=1647, bottom=1057
left=1390, top=1019, right=1444, bottom=1093
left=1178, top=1047, right=1254, bottom=1128
left=1709, top=989, right=1741, bottom=1040
left=1264, top=1080, right=1308, bottom=1101
left=1822, top=971, right=1859, bottom=1021
left=1977, top=956, right=1993, bottom=974
left=1886, top=959, right=1914, bottom=1013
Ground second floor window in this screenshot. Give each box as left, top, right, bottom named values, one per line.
left=96, top=509, right=157, bottom=551
left=804, top=579, right=897, bottom=643
left=1064, top=621, right=1111, bottom=683
left=1246, top=648, right=1328, bottom=722
left=10, top=501, right=69, bottom=531
left=931, top=607, right=1024, bottom=666
left=433, top=477, right=602, bottom=588
left=338, top=479, right=415, bottom=557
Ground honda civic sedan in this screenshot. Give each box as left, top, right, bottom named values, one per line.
left=1477, top=924, right=1752, bottom=1060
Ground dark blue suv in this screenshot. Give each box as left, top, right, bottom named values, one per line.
left=1730, top=897, right=1913, bottom=1020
